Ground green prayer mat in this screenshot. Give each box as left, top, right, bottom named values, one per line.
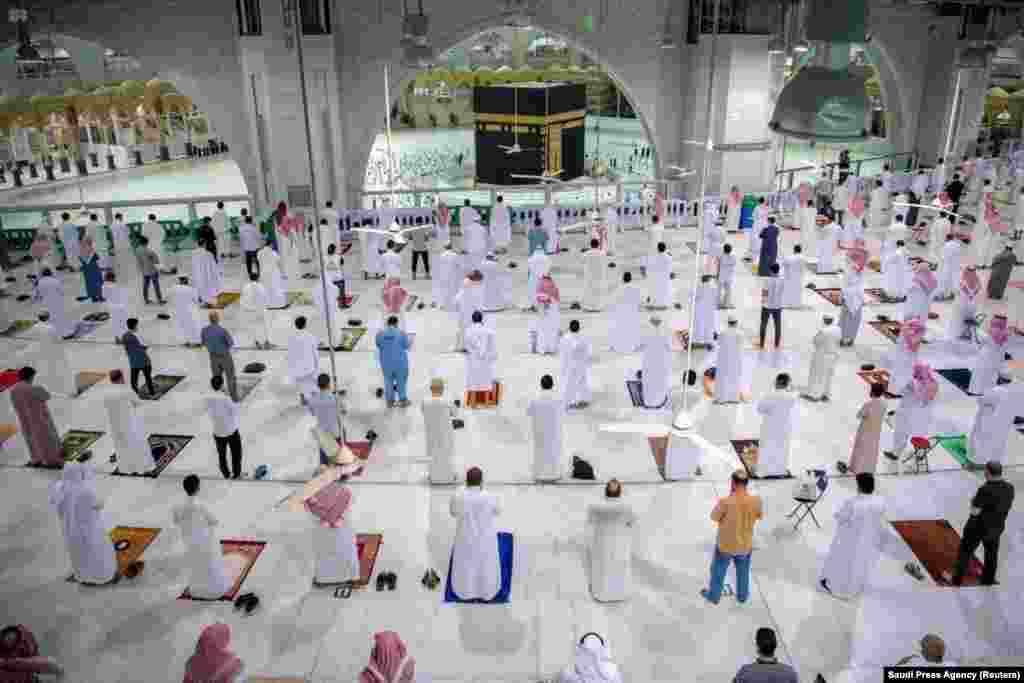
left=62, top=430, right=105, bottom=462
left=936, top=435, right=980, bottom=470
left=338, top=327, right=367, bottom=352
left=0, top=320, right=35, bottom=337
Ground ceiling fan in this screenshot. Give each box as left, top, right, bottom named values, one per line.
left=497, top=86, right=542, bottom=155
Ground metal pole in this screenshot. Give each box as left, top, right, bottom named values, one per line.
left=681, top=0, right=720, bottom=413
left=294, top=0, right=343, bottom=438
left=384, top=64, right=397, bottom=211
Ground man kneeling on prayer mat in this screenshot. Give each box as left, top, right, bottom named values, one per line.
left=587, top=480, right=638, bottom=603
left=448, top=467, right=502, bottom=601
left=819, top=472, right=886, bottom=599
left=557, top=632, right=624, bottom=683
left=173, top=474, right=232, bottom=599
left=307, top=478, right=359, bottom=586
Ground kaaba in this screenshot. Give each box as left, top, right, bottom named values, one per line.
left=473, top=82, right=586, bottom=185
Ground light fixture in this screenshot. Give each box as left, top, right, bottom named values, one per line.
left=403, top=43, right=434, bottom=68
left=660, top=4, right=677, bottom=49
left=792, top=38, right=810, bottom=53
left=401, top=0, right=430, bottom=48
left=769, top=65, right=869, bottom=142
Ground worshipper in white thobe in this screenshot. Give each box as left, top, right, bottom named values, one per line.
left=258, top=242, right=288, bottom=308
left=843, top=194, right=867, bottom=246
left=869, top=180, right=887, bottom=229
left=604, top=204, right=619, bottom=256
left=887, top=362, right=939, bottom=468
left=171, top=277, right=203, bottom=347
left=881, top=216, right=908, bottom=275
left=481, top=254, right=507, bottom=312
left=582, top=239, right=607, bottom=312
left=449, top=466, right=502, bottom=600
left=819, top=472, right=887, bottom=599
left=528, top=374, right=565, bottom=481
left=287, top=316, right=320, bottom=401
left=781, top=245, right=804, bottom=308
left=454, top=270, right=485, bottom=352
left=533, top=274, right=561, bottom=354
left=755, top=373, right=796, bottom=477
left=190, top=248, right=223, bottom=306
left=724, top=187, right=743, bottom=233
left=560, top=320, right=593, bottom=409
left=639, top=316, right=672, bottom=409
left=609, top=272, right=643, bottom=353
left=49, top=462, right=118, bottom=585
left=142, top=214, right=173, bottom=272
left=110, top=213, right=133, bottom=276
left=58, top=214, right=80, bottom=272
left=882, top=316, right=925, bottom=398
left=691, top=275, right=718, bottom=348
left=435, top=244, right=459, bottom=310
left=718, top=244, right=737, bottom=308
left=947, top=266, right=981, bottom=342
left=527, top=247, right=551, bottom=310
left=306, top=480, right=358, bottom=585
left=798, top=200, right=817, bottom=247
left=312, top=273, right=343, bottom=344
left=104, top=380, right=152, bottom=475
left=714, top=317, right=743, bottom=404
left=833, top=179, right=850, bottom=224
left=816, top=220, right=839, bottom=274
left=240, top=275, right=272, bottom=349
left=423, top=377, right=458, bottom=484
left=968, top=315, right=1010, bottom=396
left=930, top=213, right=953, bottom=262
left=904, top=264, right=937, bottom=322
left=935, top=234, right=964, bottom=300
left=587, top=479, right=637, bottom=603
left=460, top=200, right=480, bottom=229
left=36, top=268, right=76, bottom=338
left=381, top=242, right=402, bottom=280
left=172, top=475, right=232, bottom=599
left=541, top=203, right=559, bottom=254
left=882, top=240, right=911, bottom=300
left=211, top=203, right=230, bottom=258
left=276, top=215, right=303, bottom=283
left=434, top=203, right=452, bottom=252
left=103, top=272, right=130, bottom=344
left=748, top=199, right=769, bottom=263
left=704, top=220, right=725, bottom=276
left=464, top=311, right=498, bottom=395
left=557, top=632, right=624, bottom=683
left=491, top=195, right=511, bottom=253
left=32, top=315, right=77, bottom=397
left=968, top=382, right=1021, bottom=466
left=645, top=242, right=673, bottom=309
left=361, top=225, right=385, bottom=280
left=802, top=315, right=841, bottom=402
left=647, top=214, right=665, bottom=256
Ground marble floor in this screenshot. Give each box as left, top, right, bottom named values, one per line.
left=0, top=214, right=1022, bottom=682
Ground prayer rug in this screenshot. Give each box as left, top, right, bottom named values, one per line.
left=729, top=439, right=793, bottom=479
left=236, top=376, right=261, bottom=403
left=702, top=372, right=752, bottom=402
left=347, top=441, right=372, bottom=461
left=626, top=380, right=669, bottom=409
left=111, top=526, right=161, bottom=577
left=206, top=291, right=241, bottom=310
left=269, top=292, right=306, bottom=310
left=350, top=533, right=383, bottom=588
left=465, top=381, right=502, bottom=409
left=139, top=374, right=184, bottom=401
left=935, top=368, right=1012, bottom=397
left=61, top=430, right=104, bottom=463
left=935, top=435, right=979, bottom=470
left=856, top=369, right=901, bottom=399
left=0, top=369, right=20, bottom=391
left=0, top=423, right=17, bottom=446
left=864, top=288, right=905, bottom=304
left=113, top=434, right=193, bottom=477
left=811, top=288, right=843, bottom=307
left=404, top=294, right=419, bottom=312
left=648, top=435, right=668, bottom=473
left=337, top=327, right=366, bottom=352
left=179, top=539, right=267, bottom=601
left=890, top=519, right=984, bottom=587
left=867, top=320, right=902, bottom=344
left=0, top=320, right=35, bottom=337
left=868, top=260, right=881, bottom=273
left=444, top=532, right=513, bottom=604
left=805, top=263, right=841, bottom=276
left=74, top=370, right=107, bottom=397
left=340, top=294, right=358, bottom=307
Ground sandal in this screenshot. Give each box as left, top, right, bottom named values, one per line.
left=334, top=584, right=352, bottom=599
left=375, top=573, right=386, bottom=592
left=904, top=562, right=925, bottom=581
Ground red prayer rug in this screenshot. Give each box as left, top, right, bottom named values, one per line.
left=179, top=539, right=266, bottom=601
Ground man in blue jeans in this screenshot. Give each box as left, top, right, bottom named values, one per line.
left=702, top=468, right=763, bottom=605
left=375, top=315, right=411, bottom=407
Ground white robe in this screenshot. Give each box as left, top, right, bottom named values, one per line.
left=449, top=487, right=502, bottom=600
left=172, top=498, right=232, bottom=599
left=481, top=259, right=506, bottom=312
left=104, top=282, right=130, bottom=342
left=664, top=432, right=701, bottom=481
left=190, top=250, right=222, bottom=305
left=286, top=330, right=320, bottom=398
left=798, top=206, right=817, bottom=244
left=930, top=218, right=952, bottom=261
left=33, top=322, right=77, bottom=397
left=559, top=332, right=593, bottom=406
left=382, top=251, right=402, bottom=279
left=278, top=230, right=302, bottom=282
left=805, top=324, right=841, bottom=399
left=816, top=224, right=838, bottom=273
left=362, top=231, right=384, bottom=276
left=454, top=282, right=486, bottom=350
left=240, top=282, right=271, bottom=344
left=947, top=287, right=979, bottom=341
left=491, top=204, right=511, bottom=248
left=59, top=221, right=81, bottom=265
left=714, top=328, right=743, bottom=403
left=422, top=397, right=457, bottom=484
left=781, top=255, right=804, bottom=308
left=718, top=254, right=737, bottom=306
left=436, top=249, right=460, bottom=310
left=527, top=251, right=551, bottom=307
left=312, top=520, right=358, bottom=584
left=111, top=221, right=134, bottom=275
left=588, top=499, right=637, bottom=602
left=609, top=284, right=643, bottom=352
left=936, top=241, right=963, bottom=298
left=645, top=252, right=673, bottom=308
left=312, top=277, right=341, bottom=344
left=820, top=494, right=887, bottom=598
left=691, top=283, right=718, bottom=345
left=640, top=326, right=672, bottom=408
left=37, top=274, right=76, bottom=338
left=968, top=339, right=1007, bottom=396
left=105, top=386, right=151, bottom=474
left=528, top=393, right=564, bottom=480
left=968, top=384, right=1020, bottom=464
left=142, top=220, right=171, bottom=270
left=582, top=249, right=606, bottom=312
left=462, top=222, right=487, bottom=272
left=842, top=215, right=864, bottom=245
left=891, top=389, right=934, bottom=455
left=604, top=206, right=619, bottom=255
left=725, top=198, right=742, bottom=232
left=882, top=347, right=918, bottom=399
left=883, top=249, right=910, bottom=299
left=211, top=210, right=229, bottom=252
left=648, top=222, right=665, bottom=255
left=756, top=391, right=796, bottom=476
left=464, top=322, right=498, bottom=392
left=258, top=246, right=287, bottom=308
left=171, top=284, right=202, bottom=345
left=541, top=206, right=559, bottom=253
left=869, top=188, right=887, bottom=228
left=51, top=465, right=118, bottom=585
left=534, top=303, right=561, bottom=354
left=903, top=281, right=932, bottom=322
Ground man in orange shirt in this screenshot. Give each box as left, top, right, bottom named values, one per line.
left=702, top=469, right=763, bottom=605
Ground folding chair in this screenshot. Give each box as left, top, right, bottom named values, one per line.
left=786, top=469, right=829, bottom=530
left=903, top=436, right=936, bottom=474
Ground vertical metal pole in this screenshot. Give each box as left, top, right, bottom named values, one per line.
left=681, top=0, right=720, bottom=413
left=384, top=64, right=397, bottom=210
left=294, top=0, right=343, bottom=438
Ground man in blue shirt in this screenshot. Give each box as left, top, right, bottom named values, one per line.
left=122, top=317, right=156, bottom=397
left=200, top=310, right=238, bottom=402
left=307, top=372, right=345, bottom=465
left=375, top=315, right=411, bottom=407
left=527, top=217, right=548, bottom=258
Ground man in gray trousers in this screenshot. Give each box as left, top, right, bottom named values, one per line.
left=200, top=310, right=239, bottom=402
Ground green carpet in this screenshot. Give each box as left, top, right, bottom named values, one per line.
left=936, top=435, right=979, bottom=470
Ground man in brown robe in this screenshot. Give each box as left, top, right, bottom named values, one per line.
left=839, top=382, right=886, bottom=474
left=10, top=367, right=63, bottom=467
left=986, top=246, right=1016, bottom=301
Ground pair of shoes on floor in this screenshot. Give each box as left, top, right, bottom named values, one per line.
left=376, top=572, right=397, bottom=591
left=234, top=592, right=259, bottom=614
left=396, top=399, right=412, bottom=408
left=421, top=568, right=441, bottom=590
left=836, top=461, right=849, bottom=475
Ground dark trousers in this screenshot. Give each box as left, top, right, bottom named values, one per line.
left=245, top=251, right=260, bottom=279
left=142, top=274, right=163, bottom=302
left=952, top=523, right=1000, bottom=586
left=209, top=351, right=239, bottom=402
left=214, top=429, right=243, bottom=479
left=130, top=364, right=155, bottom=397
left=412, top=250, right=430, bottom=275
left=759, top=308, right=782, bottom=348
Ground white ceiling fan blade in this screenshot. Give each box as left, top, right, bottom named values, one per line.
left=677, top=432, right=737, bottom=468
left=892, top=202, right=964, bottom=223
left=599, top=423, right=671, bottom=438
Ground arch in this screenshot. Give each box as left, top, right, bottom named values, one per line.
left=352, top=19, right=660, bottom=202
left=863, top=41, right=909, bottom=154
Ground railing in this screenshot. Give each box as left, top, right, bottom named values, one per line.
left=0, top=194, right=252, bottom=232
left=775, top=151, right=918, bottom=190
